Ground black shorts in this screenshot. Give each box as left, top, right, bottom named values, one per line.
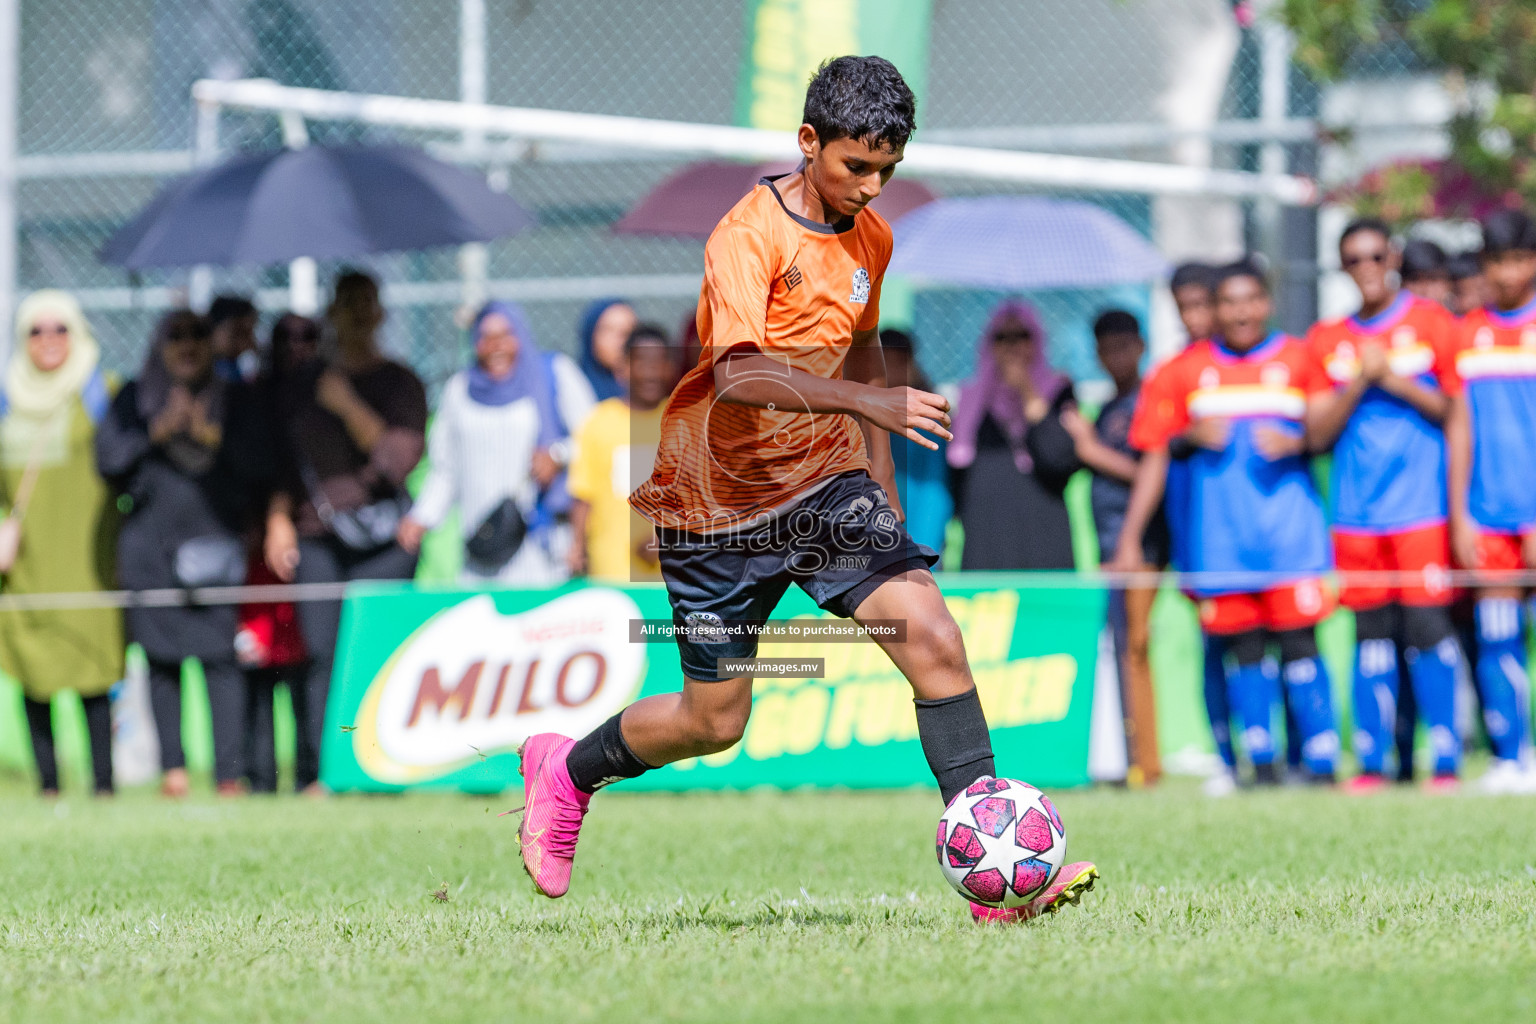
left=656, top=471, right=940, bottom=681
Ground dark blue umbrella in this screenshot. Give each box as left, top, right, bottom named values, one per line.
left=888, top=196, right=1167, bottom=290
left=101, top=144, right=535, bottom=269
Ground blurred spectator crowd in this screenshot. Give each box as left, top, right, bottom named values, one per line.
left=0, top=274, right=680, bottom=797
left=3, top=209, right=1534, bottom=799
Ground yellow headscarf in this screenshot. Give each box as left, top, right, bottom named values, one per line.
left=6, top=290, right=101, bottom=418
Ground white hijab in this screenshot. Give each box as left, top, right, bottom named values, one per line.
left=6, top=290, right=101, bottom=419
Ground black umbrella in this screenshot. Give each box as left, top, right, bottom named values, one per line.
left=101, top=143, right=535, bottom=269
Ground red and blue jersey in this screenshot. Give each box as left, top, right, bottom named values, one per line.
left=1130, top=333, right=1331, bottom=596
left=1451, top=298, right=1536, bottom=533
left=1141, top=351, right=1196, bottom=572
left=1305, top=292, right=1457, bottom=533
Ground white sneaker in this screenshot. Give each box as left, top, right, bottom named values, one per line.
left=1518, top=764, right=1536, bottom=795
left=1475, top=759, right=1536, bottom=794
left=1202, top=769, right=1238, bottom=798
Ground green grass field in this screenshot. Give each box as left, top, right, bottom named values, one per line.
left=3, top=779, right=1534, bottom=1024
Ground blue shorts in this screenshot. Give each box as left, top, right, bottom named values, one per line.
left=656, top=471, right=939, bottom=681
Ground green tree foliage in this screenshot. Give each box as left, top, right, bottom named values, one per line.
left=1280, top=0, right=1536, bottom=218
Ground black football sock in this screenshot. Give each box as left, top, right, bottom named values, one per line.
left=566, top=712, right=655, bottom=794
left=915, top=688, right=996, bottom=805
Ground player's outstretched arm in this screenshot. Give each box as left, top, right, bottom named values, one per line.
left=713, top=349, right=953, bottom=450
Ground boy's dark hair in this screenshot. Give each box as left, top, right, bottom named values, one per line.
left=1447, top=250, right=1482, bottom=281
left=1339, top=216, right=1392, bottom=251
left=1400, top=238, right=1449, bottom=282
left=803, top=55, right=917, bottom=151
left=1169, top=262, right=1217, bottom=295
left=208, top=293, right=257, bottom=328
left=1213, top=257, right=1270, bottom=295
left=1092, top=309, right=1142, bottom=339
left=624, top=322, right=671, bottom=353
left=1480, top=208, right=1536, bottom=255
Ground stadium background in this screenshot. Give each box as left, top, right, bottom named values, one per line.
left=0, top=0, right=1445, bottom=781
left=8, top=0, right=1429, bottom=386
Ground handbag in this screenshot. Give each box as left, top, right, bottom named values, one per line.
left=173, top=534, right=248, bottom=588
left=299, top=460, right=411, bottom=553
left=464, top=496, right=527, bottom=569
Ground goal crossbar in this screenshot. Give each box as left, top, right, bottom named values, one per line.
left=192, top=78, right=1318, bottom=205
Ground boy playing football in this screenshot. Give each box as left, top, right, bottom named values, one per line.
left=1445, top=209, right=1536, bottom=793
left=515, top=56, right=1098, bottom=920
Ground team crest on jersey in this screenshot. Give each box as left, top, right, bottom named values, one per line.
left=849, top=267, right=871, bottom=304
left=682, top=611, right=729, bottom=645
left=1391, top=325, right=1416, bottom=348
left=1325, top=342, right=1355, bottom=381
left=1198, top=367, right=1220, bottom=390
left=1261, top=363, right=1290, bottom=387
left=1522, top=327, right=1536, bottom=348
left=1475, top=326, right=1495, bottom=348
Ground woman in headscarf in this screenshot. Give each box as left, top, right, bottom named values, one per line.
left=0, top=290, right=121, bottom=797
left=947, top=298, right=1082, bottom=570
left=577, top=297, right=639, bottom=404
left=398, top=300, right=579, bottom=585
left=96, top=309, right=274, bottom=798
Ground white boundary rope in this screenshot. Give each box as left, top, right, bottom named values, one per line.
left=3, top=569, right=1534, bottom=613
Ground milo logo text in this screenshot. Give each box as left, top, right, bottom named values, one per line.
left=351, top=591, right=644, bottom=783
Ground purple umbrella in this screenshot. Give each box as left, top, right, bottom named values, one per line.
left=889, top=196, right=1167, bottom=290
left=614, top=160, right=937, bottom=238
left=101, top=144, right=535, bottom=269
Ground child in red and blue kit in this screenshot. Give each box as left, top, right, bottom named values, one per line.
left=1446, top=208, right=1536, bottom=794
left=1114, top=260, right=1340, bottom=784
left=1306, top=217, right=1462, bottom=792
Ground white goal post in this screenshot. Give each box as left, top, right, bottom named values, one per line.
left=192, top=77, right=1318, bottom=205
left=187, top=77, right=1318, bottom=318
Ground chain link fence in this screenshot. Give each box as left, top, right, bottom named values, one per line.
left=9, top=0, right=1435, bottom=394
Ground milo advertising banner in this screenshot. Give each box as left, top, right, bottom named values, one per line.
left=321, top=577, right=1103, bottom=793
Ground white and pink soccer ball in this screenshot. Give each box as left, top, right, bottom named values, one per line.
left=936, top=776, right=1067, bottom=908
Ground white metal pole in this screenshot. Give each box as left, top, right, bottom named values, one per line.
left=191, top=78, right=1319, bottom=205
left=460, top=0, right=486, bottom=152
left=0, top=0, right=19, bottom=354
left=278, top=111, right=318, bottom=315
left=458, top=0, right=488, bottom=318
left=1257, top=15, right=1292, bottom=266
left=188, top=96, right=222, bottom=312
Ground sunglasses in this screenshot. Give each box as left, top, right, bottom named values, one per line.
left=28, top=324, right=68, bottom=338
left=992, top=329, right=1035, bottom=343
left=1342, top=252, right=1389, bottom=269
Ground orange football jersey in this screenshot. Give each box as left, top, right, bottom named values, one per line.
left=629, top=176, right=891, bottom=533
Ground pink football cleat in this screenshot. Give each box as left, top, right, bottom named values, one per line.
left=1423, top=773, right=1460, bottom=794
left=1342, top=773, right=1389, bottom=796
left=970, top=861, right=1099, bottom=924
left=516, top=733, right=591, bottom=898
